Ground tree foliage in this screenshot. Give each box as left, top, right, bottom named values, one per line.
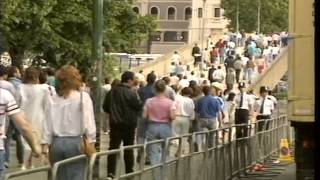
left=221, top=0, right=288, bottom=33
left=0, top=0, right=157, bottom=69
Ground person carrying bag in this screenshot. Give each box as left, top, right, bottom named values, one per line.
left=42, top=66, right=96, bottom=180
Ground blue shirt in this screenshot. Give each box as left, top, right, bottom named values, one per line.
left=195, top=95, right=221, bottom=119
left=138, top=84, right=156, bottom=104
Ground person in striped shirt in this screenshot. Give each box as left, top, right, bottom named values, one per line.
left=0, top=87, right=41, bottom=178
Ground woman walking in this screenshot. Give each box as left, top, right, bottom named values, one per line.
left=143, top=80, right=176, bottom=165
left=42, top=66, right=96, bottom=180
left=19, top=67, right=47, bottom=169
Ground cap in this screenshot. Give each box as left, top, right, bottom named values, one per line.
left=259, top=86, right=268, bottom=93
left=238, top=82, right=246, bottom=88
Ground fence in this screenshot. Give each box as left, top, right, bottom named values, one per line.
left=5, top=115, right=293, bottom=180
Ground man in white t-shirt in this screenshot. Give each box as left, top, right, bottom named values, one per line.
left=179, top=76, right=190, bottom=88
left=212, top=66, right=225, bottom=83
left=171, top=51, right=181, bottom=65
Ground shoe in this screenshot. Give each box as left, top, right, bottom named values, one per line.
left=107, top=173, right=115, bottom=179
left=4, top=162, right=8, bottom=169
left=21, top=165, right=26, bottom=170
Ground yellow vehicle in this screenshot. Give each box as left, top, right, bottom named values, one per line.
left=288, top=0, right=314, bottom=179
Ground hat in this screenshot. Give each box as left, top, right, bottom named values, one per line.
left=238, top=82, right=246, bottom=89
left=259, top=86, right=268, bottom=93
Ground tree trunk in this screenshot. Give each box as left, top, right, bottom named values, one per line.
left=8, top=48, right=24, bottom=69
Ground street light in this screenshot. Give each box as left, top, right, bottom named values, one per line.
left=257, top=0, right=261, bottom=34
left=200, top=0, right=207, bottom=73
left=236, top=0, right=239, bottom=33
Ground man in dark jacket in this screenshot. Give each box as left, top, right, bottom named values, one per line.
left=208, top=65, right=217, bottom=83
left=224, top=54, right=235, bottom=74
left=103, top=71, right=143, bottom=178
left=192, top=43, right=201, bottom=66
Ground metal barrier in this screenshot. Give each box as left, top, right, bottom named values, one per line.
left=51, top=154, right=88, bottom=180
left=5, top=115, right=293, bottom=180
left=4, top=166, right=51, bottom=180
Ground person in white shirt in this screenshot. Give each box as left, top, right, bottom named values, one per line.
left=202, top=48, right=210, bottom=64
left=0, top=87, right=41, bottom=178
left=271, top=45, right=280, bottom=60
left=222, top=92, right=236, bottom=140
left=254, top=86, right=274, bottom=132
left=173, top=87, right=195, bottom=154
left=19, top=67, right=49, bottom=169
left=267, top=90, right=278, bottom=117
left=171, top=51, right=181, bottom=65
left=212, top=66, right=225, bottom=83
left=179, top=76, right=190, bottom=89
left=198, top=73, right=207, bottom=86
left=135, top=70, right=146, bottom=84
left=188, top=71, right=198, bottom=83
left=234, top=82, right=253, bottom=138
left=42, top=66, right=96, bottom=180
left=272, top=33, right=280, bottom=46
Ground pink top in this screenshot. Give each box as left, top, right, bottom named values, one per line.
left=145, top=96, right=176, bottom=123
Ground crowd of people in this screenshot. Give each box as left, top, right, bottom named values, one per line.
left=0, top=31, right=286, bottom=180
left=0, top=65, right=96, bottom=180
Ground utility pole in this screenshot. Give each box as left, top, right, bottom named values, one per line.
left=236, top=0, right=239, bottom=33
left=257, top=0, right=261, bottom=34
left=200, top=0, right=206, bottom=74
left=92, top=0, right=103, bottom=177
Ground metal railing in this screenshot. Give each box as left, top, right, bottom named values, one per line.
left=5, top=115, right=293, bottom=180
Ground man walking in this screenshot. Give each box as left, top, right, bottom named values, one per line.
left=192, top=44, right=201, bottom=66
left=103, top=71, right=143, bottom=178
left=195, top=86, right=222, bottom=150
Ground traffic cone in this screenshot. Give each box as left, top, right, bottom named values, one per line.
left=279, top=139, right=294, bottom=162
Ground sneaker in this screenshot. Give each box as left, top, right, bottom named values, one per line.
left=20, top=165, right=26, bottom=170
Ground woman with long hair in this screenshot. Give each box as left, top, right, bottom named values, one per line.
left=18, top=67, right=47, bottom=169
left=42, top=66, right=96, bottom=180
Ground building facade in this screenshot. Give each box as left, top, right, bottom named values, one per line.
left=133, top=0, right=228, bottom=54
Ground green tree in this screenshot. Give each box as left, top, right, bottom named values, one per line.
left=0, top=0, right=156, bottom=69
left=221, top=0, right=288, bottom=33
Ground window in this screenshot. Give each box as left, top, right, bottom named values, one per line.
left=164, top=31, right=178, bottom=41
left=167, top=7, right=176, bottom=20
left=185, top=7, right=192, bottom=20
left=150, top=7, right=159, bottom=18
left=133, top=7, right=139, bottom=14
left=151, top=31, right=162, bottom=41
left=198, top=8, right=203, bottom=18
left=214, top=8, right=221, bottom=17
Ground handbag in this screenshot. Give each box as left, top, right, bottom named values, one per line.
left=80, top=91, right=96, bottom=156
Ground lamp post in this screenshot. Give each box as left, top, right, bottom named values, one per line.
left=236, top=0, right=239, bottom=33
left=257, top=0, right=261, bottom=34
left=200, top=0, right=206, bottom=73
left=92, top=0, right=103, bottom=177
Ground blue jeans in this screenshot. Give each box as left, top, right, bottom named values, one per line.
left=197, top=118, right=218, bottom=149
left=0, top=150, right=6, bottom=180
left=244, top=68, right=253, bottom=83
left=5, top=120, right=24, bottom=164
left=146, top=122, right=172, bottom=165
left=136, top=117, right=148, bottom=144
left=50, top=137, right=86, bottom=180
